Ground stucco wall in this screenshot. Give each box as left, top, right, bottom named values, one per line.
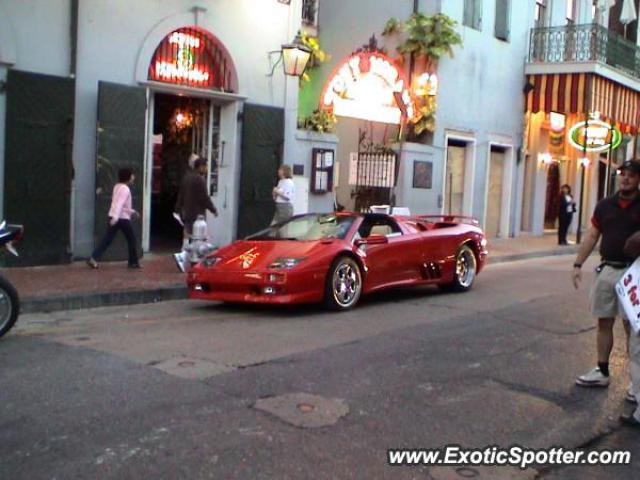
left=313, top=0, right=534, bottom=231
left=0, top=0, right=300, bottom=255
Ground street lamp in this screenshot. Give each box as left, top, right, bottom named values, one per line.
left=267, top=32, right=312, bottom=78
left=281, top=33, right=312, bottom=77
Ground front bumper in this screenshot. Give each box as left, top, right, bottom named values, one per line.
left=187, top=267, right=326, bottom=304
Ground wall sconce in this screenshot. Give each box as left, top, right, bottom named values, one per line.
left=539, top=153, right=554, bottom=165
left=414, top=73, right=438, bottom=97
left=277, top=0, right=291, bottom=3
left=268, top=32, right=312, bottom=77
left=580, top=157, right=591, bottom=168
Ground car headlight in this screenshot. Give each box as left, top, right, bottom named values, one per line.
left=269, top=257, right=306, bottom=269
left=201, top=256, right=221, bottom=268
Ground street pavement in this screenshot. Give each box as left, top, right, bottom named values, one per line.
left=1, top=255, right=638, bottom=479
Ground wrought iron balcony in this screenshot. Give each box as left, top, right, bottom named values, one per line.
left=528, top=24, right=640, bottom=80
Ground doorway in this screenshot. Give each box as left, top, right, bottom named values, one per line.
left=444, top=141, right=467, bottom=215
left=544, top=162, right=560, bottom=229
left=486, top=147, right=506, bottom=237
left=149, top=93, right=220, bottom=251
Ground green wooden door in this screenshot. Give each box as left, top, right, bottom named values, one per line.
left=3, top=70, right=74, bottom=266
left=94, top=82, right=146, bottom=261
left=237, top=104, right=284, bottom=238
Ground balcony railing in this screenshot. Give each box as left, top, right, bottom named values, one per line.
left=302, top=0, right=317, bottom=26
left=529, top=24, right=640, bottom=80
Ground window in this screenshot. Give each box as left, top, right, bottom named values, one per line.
left=566, top=0, right=577, bottom=24
left=302, top=0, right=318, bottom=27
left=535, top=0, right=548, bottom=28
left=494, top=0, right=511, bottom=41
left=463, top=0, right=482, bottom=30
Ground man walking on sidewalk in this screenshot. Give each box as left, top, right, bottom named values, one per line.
left=572, top=160, right=640, bottom=395
left=174, top=157, right=218, bottom=248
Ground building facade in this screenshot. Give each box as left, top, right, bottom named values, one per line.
left=299, top=0, right=534, bottom=239
left=0, top=0, right=335, bottom=266
left=523, top=0, right=640, bottom=237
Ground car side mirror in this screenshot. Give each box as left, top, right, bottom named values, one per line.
left=355, top=234, right=389, bottom=247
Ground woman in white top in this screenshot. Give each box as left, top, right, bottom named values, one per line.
left=272, top=164, right=295, bottom=224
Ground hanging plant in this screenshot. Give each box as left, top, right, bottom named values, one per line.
left=299, top=109, right=337, bottom=133
left=382, top=12, right=462, bottom=64
left=300, top=34, right=330, bottom=83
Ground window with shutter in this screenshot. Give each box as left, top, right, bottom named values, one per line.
left=463, top=0, right=482, bottom=30
left=495, top=0, right=511, bottom=41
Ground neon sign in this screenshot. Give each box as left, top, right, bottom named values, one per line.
left=148, top=28, right=241, bottom=90
left=568, top=118, right=622, bottom=152
left=320, top=52, right=413, bottom=125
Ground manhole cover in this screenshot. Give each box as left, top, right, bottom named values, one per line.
left=297, top=403, right=315, bottom=413
left=254, top=393, right=349, bottom=428
left=178, top=361, right=196, bottom=368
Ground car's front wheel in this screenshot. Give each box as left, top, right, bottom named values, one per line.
left=439, top=245, right=477, bottom=293
left=324, top=256, right=362, bottom=311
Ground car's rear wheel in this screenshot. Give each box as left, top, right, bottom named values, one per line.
left=439, top=245, right=477, bottom=293
left=0, top=275, right=19, bottom=338
left=324, top=256, right=362, bottom=311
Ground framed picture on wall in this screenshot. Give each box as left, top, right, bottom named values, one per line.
left=412, top=160, right=433, bottom=189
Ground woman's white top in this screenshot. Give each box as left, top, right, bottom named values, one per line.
left=276, top=178, right=295, bottom=204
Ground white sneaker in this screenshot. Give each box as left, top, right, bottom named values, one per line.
left=173, top=252, right=187, bottom=273
left=626, top=383, right=638, bottom=404
left=576, top=367, right=610, bottom=387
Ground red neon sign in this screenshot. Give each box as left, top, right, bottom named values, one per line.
left=320, top=52, right=413, bottom=125
left=147, top=27, right=237, bottom=91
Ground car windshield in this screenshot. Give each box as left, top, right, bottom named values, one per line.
left=248, top=214, right=355, bottom=241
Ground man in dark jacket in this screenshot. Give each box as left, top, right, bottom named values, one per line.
left=175, top=158, right=218, bottom=249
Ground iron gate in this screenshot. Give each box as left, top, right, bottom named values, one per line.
left=351, top=130, right=398, bottom=212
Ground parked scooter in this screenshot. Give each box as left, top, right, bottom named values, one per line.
left=0, top=221, right=23, bottom=338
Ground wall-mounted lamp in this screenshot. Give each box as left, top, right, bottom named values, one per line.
left=277, top=0, right=291, bottom=4
left=268, top=32, right=312, bottom=77
left=539, top=153, right=554, bottom=165
left=580, top=157, right=592, bottom=168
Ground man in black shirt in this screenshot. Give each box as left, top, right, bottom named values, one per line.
left=572, top=160, right=640, bottom=404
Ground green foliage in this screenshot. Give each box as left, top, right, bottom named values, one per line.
left=411, top=96, right=437, bottom=136
left=382, top=12, right=462, bottom=61
left=300, top=34, right=330, bottom=83
left=299, top=109, right=337, bottom=133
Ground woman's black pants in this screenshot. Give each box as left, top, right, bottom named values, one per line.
left=558, top=213, right=573, bottom=245
left=91, top=219, right=138, bottom=265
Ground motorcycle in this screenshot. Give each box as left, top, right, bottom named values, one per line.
left=0, top=221, right=23, bottom=338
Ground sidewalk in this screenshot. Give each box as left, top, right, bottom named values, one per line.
left=5, top=233, right=579, bottom=314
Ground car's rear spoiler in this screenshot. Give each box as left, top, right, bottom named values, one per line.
left=414, top=215, right=480, bottom=226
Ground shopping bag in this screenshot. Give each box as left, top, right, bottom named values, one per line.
left=616, top=258, right=640, bottom=334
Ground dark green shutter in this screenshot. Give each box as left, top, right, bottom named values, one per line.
left=94, top=82, right=146, bottom=261
left=495, top=0, right=511, bottom=41
left=237, top=104, right=284, bottom=238
left=3, top=70, right=74, bottom=266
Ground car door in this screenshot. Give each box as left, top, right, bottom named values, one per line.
left=358, top=218, right=421, bottom=289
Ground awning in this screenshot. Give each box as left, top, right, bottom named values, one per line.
left=526, top=73, right=640, bottom=133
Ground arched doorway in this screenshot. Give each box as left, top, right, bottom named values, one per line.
left=94, top=26, right=240, bottom=257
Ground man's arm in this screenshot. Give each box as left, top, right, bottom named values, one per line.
left=572, top=226, right=601, bottom=289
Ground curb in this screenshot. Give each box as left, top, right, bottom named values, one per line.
left=488, top=246, right=580, bottom=265
left=20, top=248, right=580, bottom=314
left=21, top=285, right=187, bottom=315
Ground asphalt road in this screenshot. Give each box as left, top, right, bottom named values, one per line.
left=1, top=255, right=639, bottom=479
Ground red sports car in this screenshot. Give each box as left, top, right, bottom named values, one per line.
left=187, top=212, right=488, bottom=310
